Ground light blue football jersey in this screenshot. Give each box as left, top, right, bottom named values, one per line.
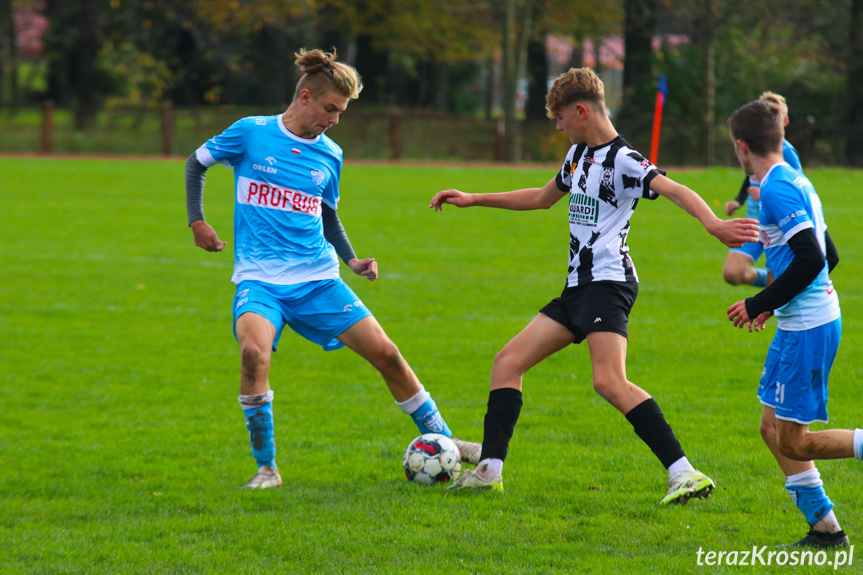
left=759, top=162, right=840, bottom=331
left=782, top=139, right=802, bottom=171
left=744, top=140, right=801, bottom=219
left=196, top=114, right=342, bottom=286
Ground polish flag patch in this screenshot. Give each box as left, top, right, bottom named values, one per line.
left=292, top=148, right=301, bottom=154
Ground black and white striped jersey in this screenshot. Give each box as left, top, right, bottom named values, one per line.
left=554, top=136, right=664, bottom=287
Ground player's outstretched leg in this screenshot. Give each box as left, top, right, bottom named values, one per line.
left=623, top=397, right=714, bottom=505
left=448, top=387, right=523, bottom=492
left=396, top=385, right=452, bottom=437
left=337, top=316, right=458, bottom=438
left=782, top=469, right=849, bottom=548
left=239, top=391, right=282, bottom=489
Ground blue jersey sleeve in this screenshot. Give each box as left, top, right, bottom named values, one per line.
left=321, top=156, right=341, bottom=208
left=782, top=140, right=802, bottom=171
left=762, top=179, right=813, bottom=239
left=204, top=118, right=248, bottom=167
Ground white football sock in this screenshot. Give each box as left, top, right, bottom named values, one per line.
left=853, top=428, right=863, bottom=461
left=396, top=385, right=429, bottom=415
left=785, top=468, right=821, bottom=487
left=813, top=510, right=842, bottom=534
left=238, top=389, right=274, bottom=409
left=667, top=456, right=695, bottom=476
left=476, top=458, right=503, bottom=481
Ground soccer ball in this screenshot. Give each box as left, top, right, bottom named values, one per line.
left=403, top=433, right=462, bottom=485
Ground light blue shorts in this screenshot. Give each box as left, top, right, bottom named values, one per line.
left=729, top=240, right=764, bottom=263
left=232, top=279, right=373, bottom=351
left=758, top=318, right=842, bottom=424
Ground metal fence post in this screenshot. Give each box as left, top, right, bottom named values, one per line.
left=41, top=100, right=54, bottom=154
left=161, top=100, right=174, bottom=156
left=389, top=108, right=402, bottom=160
left=495, top=115, right=506, bottom=162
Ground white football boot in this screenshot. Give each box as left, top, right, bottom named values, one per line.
left=451, top=438, right=482, bottom=466
left=243, top=465, right=282, bottom=489
left=660, top=469, right=714, bottom=505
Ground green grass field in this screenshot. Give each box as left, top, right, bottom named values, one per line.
left=1, top=157, right=862, bottom=574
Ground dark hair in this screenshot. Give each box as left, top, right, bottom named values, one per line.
left=727, top=100, right=783, bottom=156
left=292, top=48, right=363, bottom=101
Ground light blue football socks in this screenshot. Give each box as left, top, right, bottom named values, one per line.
left=396, top=385, right=452, bottom=437
left=753, top=268, right=769, bottom=288
left=239, top=390, right=276, bottom=469
left=785, top=468, right=834, bottom=526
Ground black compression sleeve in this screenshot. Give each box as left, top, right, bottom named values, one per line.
left=825, top=230, right=839, bottom=272
left=186, top=153, right=208, bottom=225
left=744, top=228, right=824, bottom=318
left=734, top=174, right=750, bottom=206
left=322, top=204, right=357, bottom=264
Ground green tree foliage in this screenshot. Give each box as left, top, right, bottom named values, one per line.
left=9, top=0, right=860, bottom=164
left=658, top=0, right=852, bottom=164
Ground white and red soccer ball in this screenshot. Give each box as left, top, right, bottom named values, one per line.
left=403, top=433, right=462, bottom=485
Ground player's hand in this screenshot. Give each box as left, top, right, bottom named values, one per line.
left=727, top=300, right=754, bottom=329
left=191, top=220, right=227, bottom=252
left=709, top=217, right=760, bottom=248
left=349, top=257, right=378, bottom=281
left=430, top=189, right=474, bottom=211
left=750, top=311, right=773, bottom=332
left=724, top=200, right=740, bottom=216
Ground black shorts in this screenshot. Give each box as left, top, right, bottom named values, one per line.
left=540, top=281, right=638, bottom=344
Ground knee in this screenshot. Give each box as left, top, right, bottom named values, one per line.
left=777, top=434, right=812, bottom=461
left=241, top=340, right=271, bottom=371
left=722, top=266, right=745, bottom=285
left=759, top=419, right=775, bottom=445
left=492, top=347, right=524, bottom=379
left=592, top=375, right=621, bottom=401
left=370, top=339, right=404, bottom=373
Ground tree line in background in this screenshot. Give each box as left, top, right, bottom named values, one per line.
left=0, top=0, right=861, bottom=165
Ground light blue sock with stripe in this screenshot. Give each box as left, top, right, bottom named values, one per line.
left=753, top=268, right=769, bottom=288
left=396, top=385, right=452, bottom=437
left=786, top=469, right=834, bottom=526
left=239, top=391, right=277, bottom=469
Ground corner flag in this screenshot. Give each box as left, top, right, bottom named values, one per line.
left=650, top=73, right=668, bottom=165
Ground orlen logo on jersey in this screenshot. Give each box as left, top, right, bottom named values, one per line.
left=237, top=176, right=321, bottom=216
left=253, top=157, right=278, bottom=174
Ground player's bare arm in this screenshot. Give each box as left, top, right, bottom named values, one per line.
left=430, top=177, right=563, bottom=212
left=190, top=219, right=227, bottom=252
left=649, top=174, right=760, bottom=248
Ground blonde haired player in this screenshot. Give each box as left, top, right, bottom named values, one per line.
left=186, top=49, right=477, bottom=488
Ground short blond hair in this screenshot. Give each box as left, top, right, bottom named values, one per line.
left=293, top=48, right=363, bottom=101
left=758, top=91, right=788, bottom=119
left=545, top=67, right=605, bottom=118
